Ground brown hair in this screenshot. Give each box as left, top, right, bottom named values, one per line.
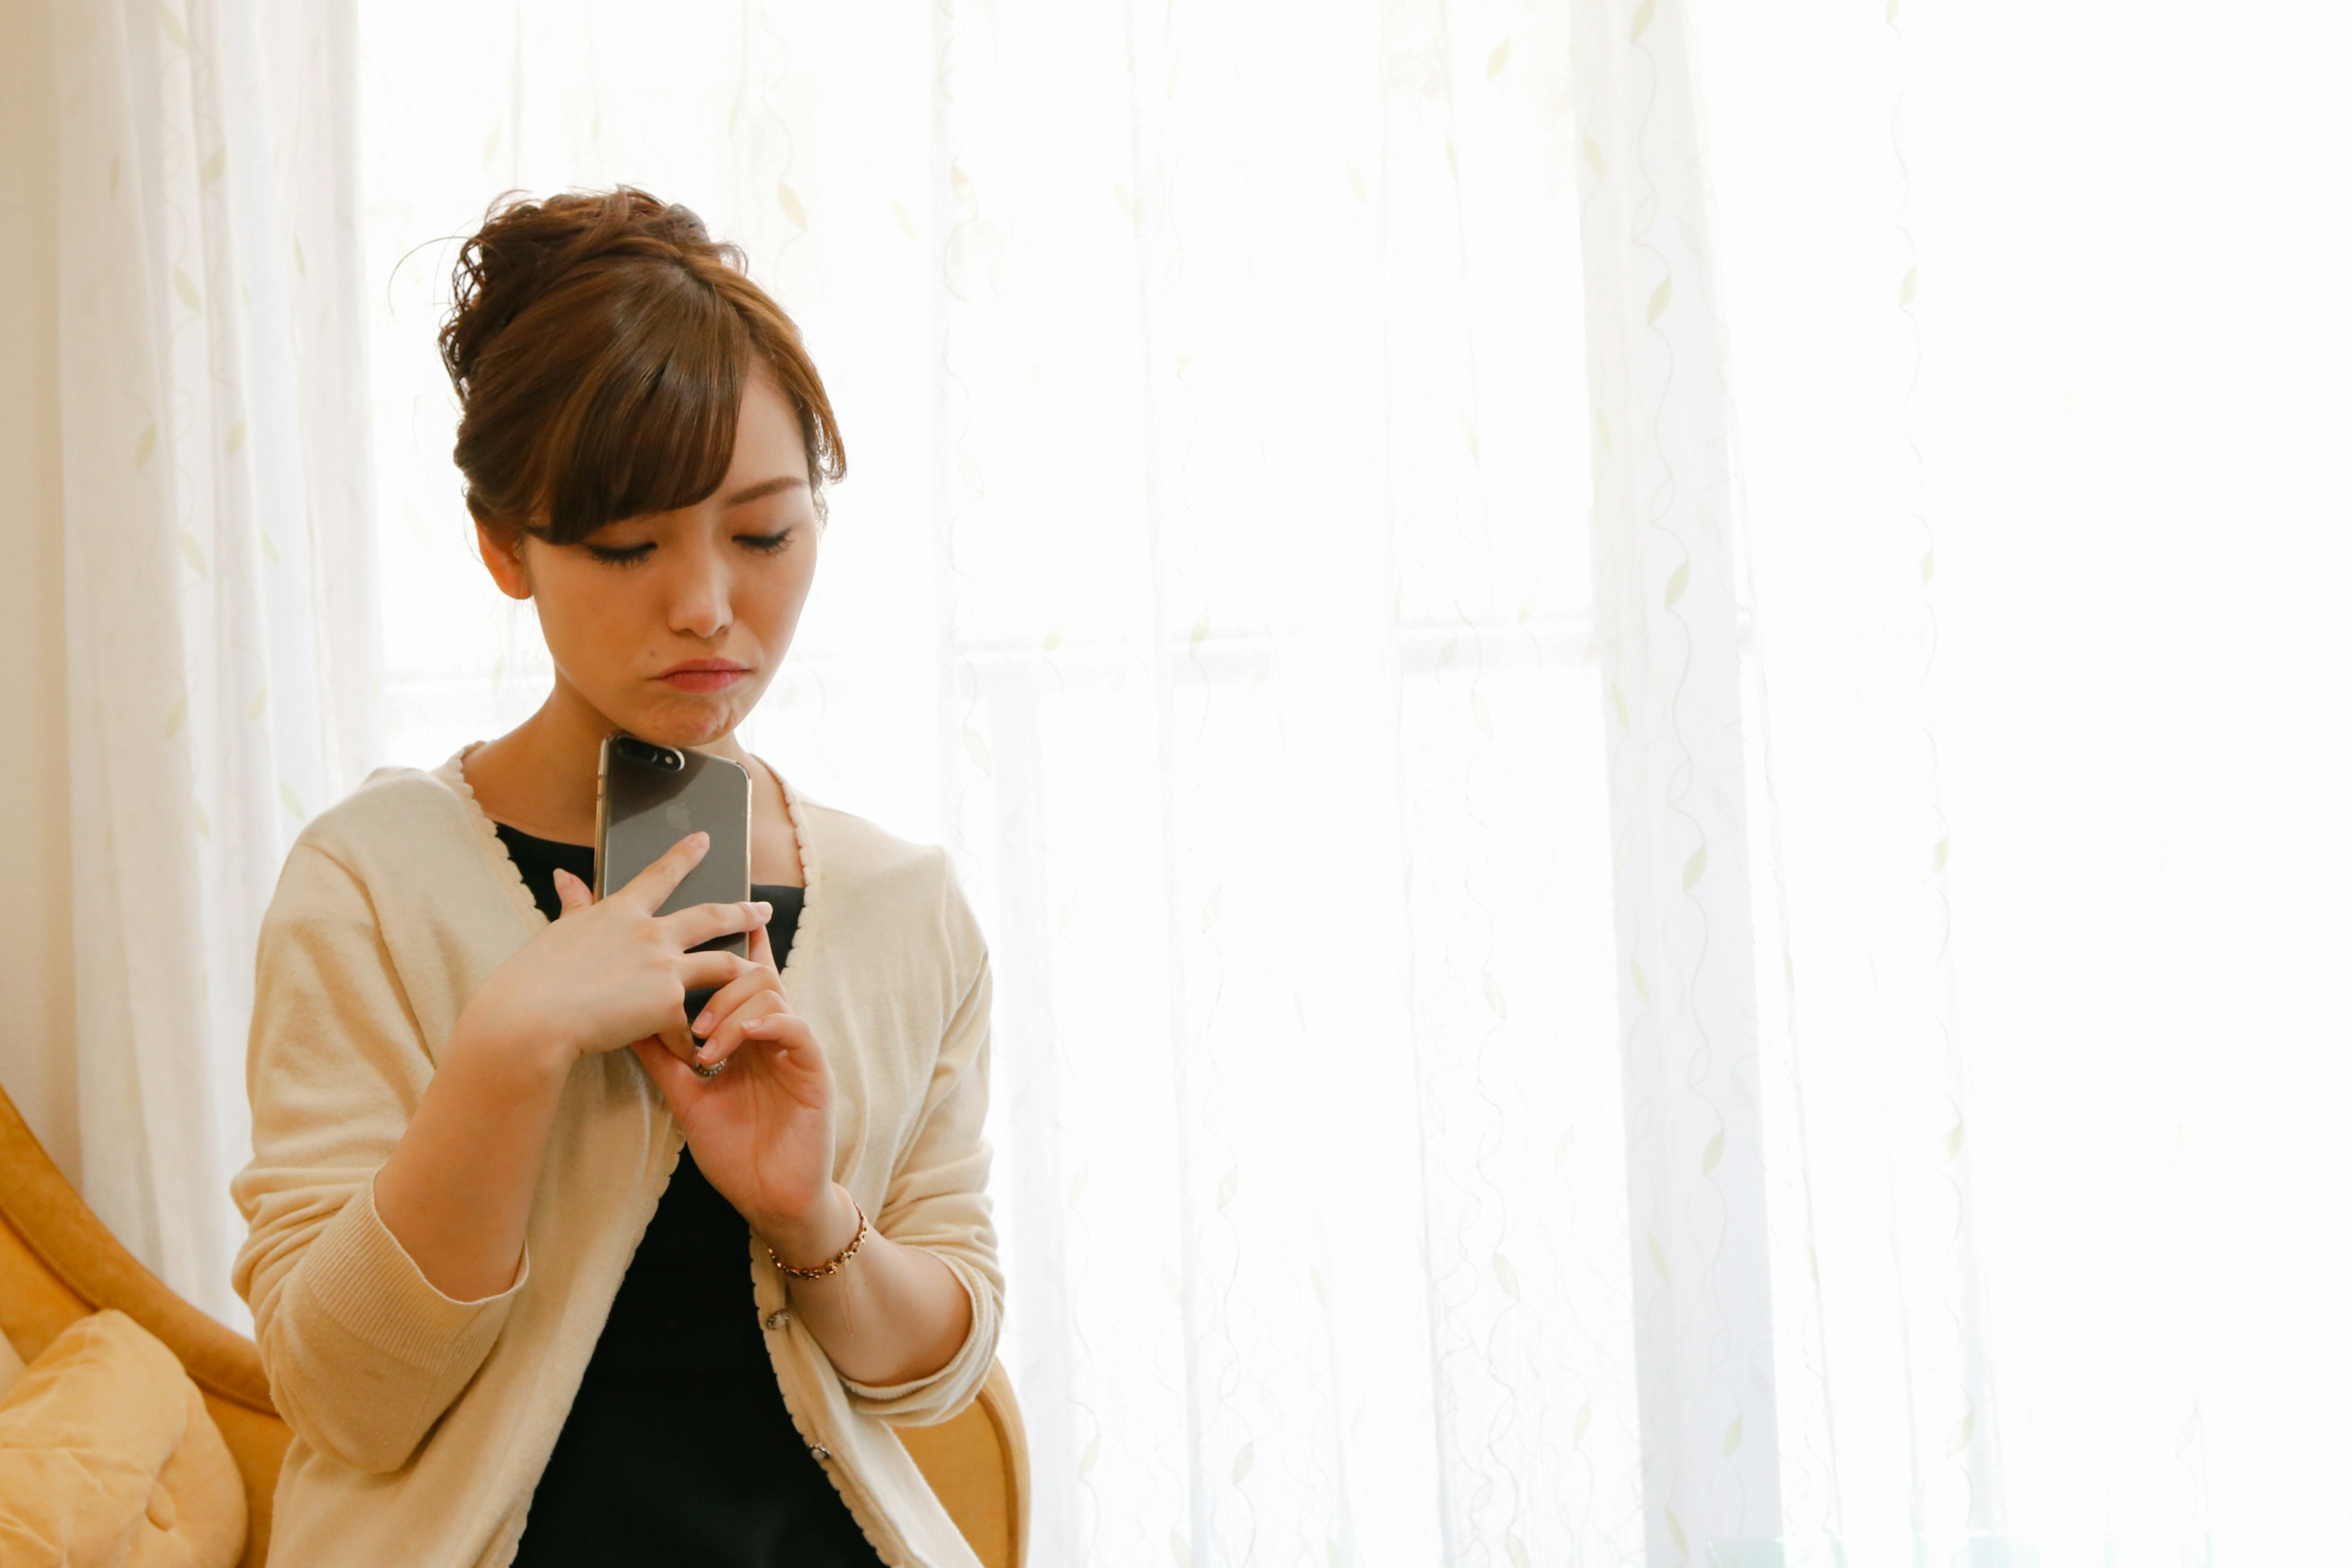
left=437, top=186, right=844, bottom=543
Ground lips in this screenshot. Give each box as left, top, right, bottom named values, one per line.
left=657, top=659, right=752, bottom=694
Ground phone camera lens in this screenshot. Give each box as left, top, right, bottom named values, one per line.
left=616, top=735, right=686, bottom=771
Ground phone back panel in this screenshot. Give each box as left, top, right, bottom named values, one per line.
left=596, top=737, right=752, bottom=959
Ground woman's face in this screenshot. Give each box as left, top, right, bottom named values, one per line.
left=481, top=368, right=820, bottom=750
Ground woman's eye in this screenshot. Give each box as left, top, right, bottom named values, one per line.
left=737, top=530, right=794, bottom=555
left=586, top=542, right=655, bottom=567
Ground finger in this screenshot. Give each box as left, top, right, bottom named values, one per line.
left=693, top=993, right=787, bottom=1068
left=612, top=831, right=710, bottom=914
left=670, top=953, right=757, bottom=1054
left=735, top=1013, right=827, bottom=1087
left=658, top=898, right=773, bottom=951
left=746, top=918, right=778, bottom=975
left=552, top=866, right=596, bottom=916
left=736, top=1009, right=820, bottom=1056
left=677, top=949, right=758, bottom=995
left=689, top=963, right=786, bottom=1042
left=658, top=1019, right=700, bottom=1065
left=742, top=1011, right=812, bottom=1042
left=744, top=921, right=797, bottom=1017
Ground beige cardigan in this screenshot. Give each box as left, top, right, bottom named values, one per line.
left=229, top=752, right=1002, bottom=1568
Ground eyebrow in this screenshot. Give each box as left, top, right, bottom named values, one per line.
left=721, top=475, right=808, bottom=507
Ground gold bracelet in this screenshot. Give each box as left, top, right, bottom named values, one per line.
left=765, top=1195, right=869, bottom=1280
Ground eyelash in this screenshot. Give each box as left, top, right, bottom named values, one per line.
left=584, top=530, right=794, bottom=568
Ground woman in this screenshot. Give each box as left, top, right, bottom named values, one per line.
left=231, top=187, right=1001, bottom=1568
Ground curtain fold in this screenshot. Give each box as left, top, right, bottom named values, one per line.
left=23, top=0, right=2335, bottom=1559
left=339, top=2, right=2337, bottom=1564
left=49, top=0, right=377, bottom=1325
left=358, top=2, right=1618, bottom=1562
left=1565, top=1, right=1784, bottom=1560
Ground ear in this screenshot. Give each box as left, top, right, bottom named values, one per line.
left=475, top=516, right=535, bottom=601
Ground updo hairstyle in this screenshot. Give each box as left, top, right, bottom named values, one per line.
left=437, top=186, right=845, bottom=544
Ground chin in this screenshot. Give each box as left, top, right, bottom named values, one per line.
left=612, top=695, right=749, bottom=750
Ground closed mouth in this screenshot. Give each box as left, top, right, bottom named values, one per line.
left=656, top=660, right=752, bottom=692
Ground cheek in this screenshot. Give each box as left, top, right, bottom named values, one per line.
left=737, top=556, right=815, bottom=641
left=532, top=568, right=646, bottom=671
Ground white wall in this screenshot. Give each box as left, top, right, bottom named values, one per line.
left=0, top=0, right=82, bottom=1186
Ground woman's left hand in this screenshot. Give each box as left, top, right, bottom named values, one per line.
left=630, top=919, right=841, bottom=1243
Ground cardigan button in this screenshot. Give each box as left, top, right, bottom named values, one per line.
left=764, top=1308, right=789, bottom=1331
left=809, top=1445, right=832, bottom=1463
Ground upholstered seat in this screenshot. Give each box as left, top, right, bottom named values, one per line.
left=0, top=1085, right=1027, bottom=1568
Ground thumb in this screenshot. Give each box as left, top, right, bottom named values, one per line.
left=552, top=865, right=595, bottom=917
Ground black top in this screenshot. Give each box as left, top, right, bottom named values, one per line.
left=495, top=824, right=880, bottom=1568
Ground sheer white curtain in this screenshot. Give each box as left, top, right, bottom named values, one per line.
left=362, top=2, right=1622, bottom=1563
left=1690, top=4, right=2352, bottom=1564
left=347, top=2, right=2349, bottom=1565
left=48, top=0, right=377, bottom=1327
left=1569, top=4, right=1784, bottom=1561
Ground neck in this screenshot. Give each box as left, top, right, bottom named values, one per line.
left=465, top=676, right=753, bottom=845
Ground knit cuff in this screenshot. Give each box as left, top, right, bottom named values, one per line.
left=838, top=1251, right=997, bottom=1422
left=297, top=1175, right=529, bottom=1379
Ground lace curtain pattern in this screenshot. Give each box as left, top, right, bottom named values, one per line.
left=349, top=1, right=2345, bottom=1562
left=362, top=6, right=1619, bottom=1559
left=48, top=0, right=378, bottom=1327
left=40, top=0, right=2343, bottom=1560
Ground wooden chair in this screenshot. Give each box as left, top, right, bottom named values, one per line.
left=0, top=1085, right=1028, bottom=1568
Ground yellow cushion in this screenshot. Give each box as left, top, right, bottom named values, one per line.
left=0, top=1309, right=246, bottom=1567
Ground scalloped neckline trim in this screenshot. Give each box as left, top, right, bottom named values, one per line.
left=436, top=745, right=545, bottom=930
left=429, top=743, right=823, bottom=1001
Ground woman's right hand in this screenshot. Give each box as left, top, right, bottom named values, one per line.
left=451, top=831, right=771, bottom=1073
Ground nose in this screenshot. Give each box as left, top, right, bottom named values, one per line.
left=665, top=534, right=732, bottom=641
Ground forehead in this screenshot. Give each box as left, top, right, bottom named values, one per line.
left=729, top=366, right=810, bottom=483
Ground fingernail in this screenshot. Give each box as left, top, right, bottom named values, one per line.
left=753, top=901, right=773, bottom=921
left=693, top=1010, right=714, bottom=1036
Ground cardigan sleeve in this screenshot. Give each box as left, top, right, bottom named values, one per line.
left=228, top=842, right=529, bottom=1476
left=837, top=854, right=1004, bottom=1425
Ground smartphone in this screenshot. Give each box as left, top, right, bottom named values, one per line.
left=596, top=736, right=754, bottom=1023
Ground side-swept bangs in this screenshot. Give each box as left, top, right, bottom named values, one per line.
left=440, top=187, right=844, bottom=545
